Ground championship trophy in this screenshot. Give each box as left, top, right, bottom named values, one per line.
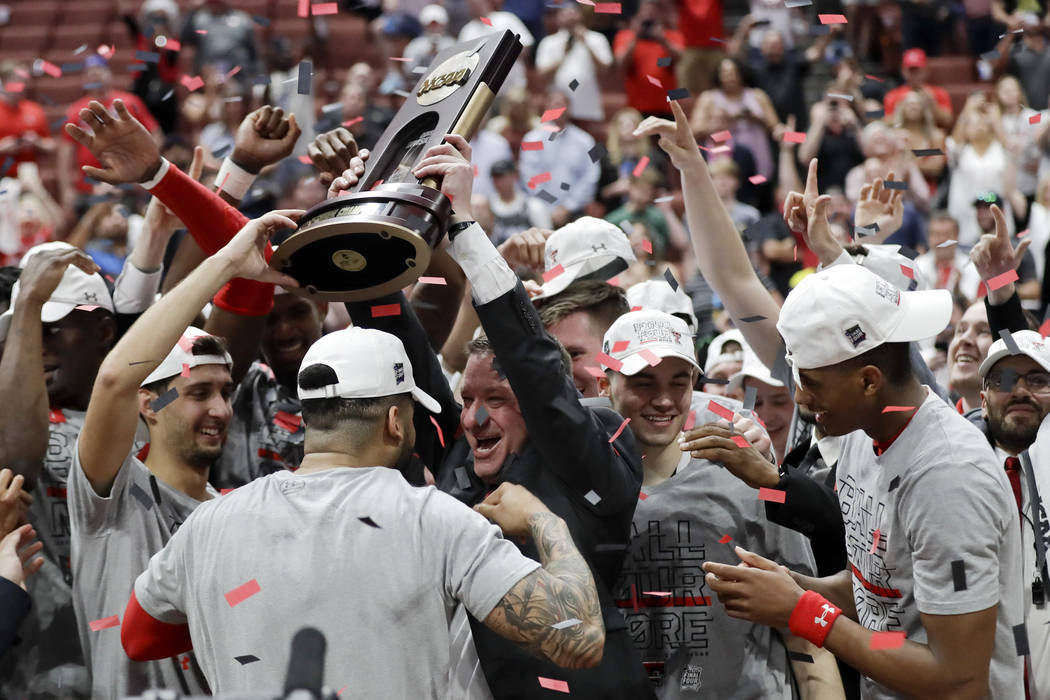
left=269, top=30, right=524, bottom=301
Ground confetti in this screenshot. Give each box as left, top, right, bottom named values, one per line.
left=252, top=14, right=271, bottom=26
left=707, top=400, right=735, bottom=422
left=883, top=180, right=908, bottom=190
left=542, top=264, right=565, bottom=282
left=540, top=107, right=566, bottom=123
left=454, top=467, right=471, bottom=489
left=827, top=92, right=854, bottom=102
left=597, top=352, right=623, bottom=371
left=683, top=410, right=696, bottom=431
left=358, top=516, right=380, bottom=528
left=528, top=172, right=552, bottom=189
left=888, top=476, right=901, bottom=491
left=743, top=386, right=757, bottom=412
left=150, top=388, right=179, bottom=412
left=718, top=534, right=732, bottom=544
left=479, top=16, right=492, bottom=26
left=180, top=75, right=204, bottom=92
left=657, top=56, right=672, bottom=68
left=48, top=408, right=65, bottom=424
left=312, top=2, right=338, bottom=14
left=1030, top=113, right=1042, bottom=125
left=417, top=276, right=446, bottom=285
left=611, top=340, right=630, bottom=353
left=900, top=265, right=914, bottom=279
left=731, top=435, right=749, bottom=448
left=869, top=631, right=906, bottom=650
left=638, top=349, right=662, bottom=367
left=584, top=366, right=606, bottom=379
left=784, top=0, right=812, bottom=6
left=936, top=240, right=958, bottom=248
left=740, top=315, right=767, bottom=323
left=748, top=175, right=767, bottom=185
left=1014, top=623, right=1030, bottom=656
left=663, top=268, right=679, bottom=292
left=521, top=140, right=544, bottom=151
left=552, top=618, right=582, bottom=629
left=430, top=415, right=445, bottom=447
left=782, top=131, right=806, bottom=144
left=788, top=651, right=815, bottom=662
left=870, top=529, right=881, bottom=554
left=560, top=182, right=571, bottom=191
left=297, top=0, right=309, bottom=17
left=632, top=156, right=650, bottom=177
left=638, top=491, right=647, bottom=500
left=371, top=303, right=401, bottom=317
left=711, top=130, right=732, bottom=143
left=641, top=239, right=653, bottom=254
left=608, top=417, right=631, bottom=443
left=165, top=38, right=182, bottom=51
left=758, top=487, right=786, bottom=503
left=475, top=403, right=489, bottom=426
left=224, top=579, right=261, bottom=607
left=89, top=615, right=120, bottom=631
left=912, top=148, right=943, bottom=157
left=988, top=269, right=1019, bottom=291
left=538, top=677, right=570, bottom=693
left=595, top=2, right=621, bottom=13
left=180, top=363, right=191, bottom=378
left=881, top=406, right=915, bottom=413
left=951, top=560, right=967, bottom=591
left=854, top=225, right=879, bottom=238
left=646, top=74, right=663, bottom=88
left=865, top=109, right=885, bottom=119
left=643, top=591, right=672, bottom=596
left=297, top=60, right=312, bottom=95
left=654, top=195, right=674, bottom=204
left=818, top=14, right=848, bottom=24
left=667, top=87, right=690, bottom=101
left=535, top=190, right=558, bottom=204
left=584, top=490, right=601, bottom=505
left=568, top=78, right=579, bottom=91
left=135, top=50, right=160, bottom=63
left=588, top=144, right=608, bottom=163
left=235, top=655, right=259, bottom=664
left=130, top=482, right=154, bottom=510
left=999, top=329, right=1022, bottom=355
left=41, top=61, right=62, bottom=77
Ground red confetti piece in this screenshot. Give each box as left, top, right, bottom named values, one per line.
left=632, top=156, right=650, bottom=178
left=49, top=408, right=66, bottom=424
left=748, top=175, right=767, bottom=185
left=782, top=131, right=806, bottom=144
left=541, top=124, right=562, bottom=133
left=417, top=276, right=446, bottom=285
left=542, top=264, right=565, bottom=282
left=41, top=61, right=62, bottom=78
left=594, top=2, right=622, bottom=13
left=638, top=491, right=647, bottom=500
left=1019, top=229, right=1030, bottom=237
left=312, top=2, right=338, bottom=14
left=870, top=631, right=907, bottom=650
left=642, top=239, right=653, bottom=254
left=371, top=303, right=401, bottom=317
left=220, top=488, right=235, bottom=495
left=646, top=74, right=663, bottom=88
left=864, top=73, right=883, bottom=82
left=708, top=145, right=731, bottom=154
left=881, top=405, right=915, bottom=413
left=274, top=411, right=301, bottom=431
left=180, top=75, right=204, bottom=92
left=224, top=579, right=261, bottom=607
left=900, top=265, right=914, bottom=279
left=196, top=29, right=208, bottom=34
left=988, top=269, right=1019, bottom=291
left=707, top=400, right=735, bottom=422
left=758, top=487, right=787, bottom=503
left=520, top=140, right=544, bottom=151
left=711, top=130, right=732, bottom=143
left=297, top=0, right=310, bottom=17
left=1031, top=113, right=1042, bottom=125
left=683, top=410, right=696, bottom=431
left=165, top=38, right=181, bottom=51
left=342, top=116, right=364, bottom=128
left=1040, top=318, right=1050, bottom=338
left=226, top=66, right=241, bottom=79
left=177, top=334, right=194, bottom=352
left=180, top=363, right=191, bottom=378
left=479, top=16, right=492, bottom=26
left=540, top=107, right=566, bottom=123
left=638, top=349, right=661, bottom=367
left=585, top=366, right=606, bottom=379
left=298, top=155, right=313, bottom=164
left=75, top=304, right=100, bottom=311
left=818, top=13, right=847, bottom=23
left=89, top=615, right=120, bottom=631
left=612, top=340, right=630, bottom=353
left=607, top=275, right=620, bottom=285
left=3, top=81, right=22, bottom=92
left=870, top=528, right=881, bottom=554
left=538, top=677, right=570, bottom=693
left=731, top=435, right=749, bottom=448
left=528, top=172, right=552, bottom=189
left=597, top=352, right=623, bottom=371
left=643, top=591, right=672, bottom=596
left=608, top=417, right=631, bottom=443
left=430, top=415, right=445, bottom=447
left=718, top=534, right=732, bottom=544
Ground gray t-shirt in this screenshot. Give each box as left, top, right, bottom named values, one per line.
left=68, top=446, right=213, bottom=700
left=133, top=467, right=540, bottom=697
left=837, top=389, right=1024, bottom=700
left=614, top=396, right=815, bottom=699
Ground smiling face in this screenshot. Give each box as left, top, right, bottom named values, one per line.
left=738, top=378, right=794, bottom=460
left=143, top=364, right=235, bottom=470
left=608, top=357, right=697, bottom=449
left=460, top=353, right=529, bottom=484
left=792, top=363, right=872, bottom=437
left=262, top=294, right=325, bottom=386
left=948, top=302, right=993, bottom=398
left=982, top=355, right=1050, bottom=454
left=547, top=311, right=605, bottom=397
left=42, top=309, right=114, bottom=410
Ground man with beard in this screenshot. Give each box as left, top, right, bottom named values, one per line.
left=119, top=327, right=606, bottom=696
left=68, top=208, right=301, bottom=699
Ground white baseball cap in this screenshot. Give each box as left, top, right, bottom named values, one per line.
left=705, top=328, right=746, bottom=374
left=0, top=242, right=114, bottom=342
left=979, top=330, right=1050, bottom=378
left=420, top=3, right=448, bottom=25
left=848, top=244, right=927, bottom=292
left=297, top=326, right=440, bottom=412
left=777, top=263, right=951, bottom=371
left=142, top=326, right=233, bottom=386
left=602, top=309, right=699, bottom=376
left=534, top=217, right=636, bottom=300
left=626, top=279, right=698, bottom=333
left=726, top=346, right=784, bottom=393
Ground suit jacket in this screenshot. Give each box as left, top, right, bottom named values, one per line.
left=347, top=284, right=654, bottom=699
left=0, top=576, right=30, bottom=659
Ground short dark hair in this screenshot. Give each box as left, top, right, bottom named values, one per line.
left=142, top=334, right=230, bottom=395
left=298, top=363, right=412, bottom=432
left=841, top=341, right=913, bottom=386
left=535, top=280, right=629, bottom=336
left=466, top=333, right=574, bottom=378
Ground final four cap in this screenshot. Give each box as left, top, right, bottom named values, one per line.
left=726, top=346, right=785, bottom=393
left=533, top=217, right=636, bottom=300
left=602, top=309, right=700, bottom=376
left=142, top=326, right=233, bottom=386
left=626, top=279, right=699, bottom=333
left=979, top=330, right=1050, bottom=378
left=296, top=327, right=440, bottom=412
left=777, top=263, right=951, bottom=371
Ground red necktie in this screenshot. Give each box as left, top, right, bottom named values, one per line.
left=1004, top=457, right=1024, bottom=514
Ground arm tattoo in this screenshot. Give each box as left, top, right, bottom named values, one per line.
left=484, top=512, right=605, bottom=669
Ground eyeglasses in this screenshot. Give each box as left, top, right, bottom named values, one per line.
left=985, top=369, right=1050, bottom=394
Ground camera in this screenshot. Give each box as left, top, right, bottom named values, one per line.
left=639, top=19, right=656, bottom=39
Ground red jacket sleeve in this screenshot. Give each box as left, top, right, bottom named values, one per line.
left=121, top=590, right=193, bottom=662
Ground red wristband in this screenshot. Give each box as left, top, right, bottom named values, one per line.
left=213, top=278, right=275, bottom=316
left=788, top=590, right=841, bottom=647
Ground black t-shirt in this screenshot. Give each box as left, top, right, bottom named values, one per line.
left=747, top=49, right=810, bottom=130
left=745, top=212, right=802, bottom=297
left=1008, top=42, right=1050, bottom=110
left=817, top=125, right=864, bottom=190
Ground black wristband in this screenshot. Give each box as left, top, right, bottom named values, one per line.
left=447, top=220, right=475, bottom=242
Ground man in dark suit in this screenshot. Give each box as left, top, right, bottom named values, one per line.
left=346, top=134, right=654, bottom=699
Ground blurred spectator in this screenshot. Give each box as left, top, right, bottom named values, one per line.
left=973, top=191, right=1041, bottom=301
left=994, top=12, right=1050, bottom=110
left=695, top=103, right=761, bottom=207
left=994, top=74, right=1040, bottom=204
left=535, top=6, right=613, bottom=123
left=487, top=159, right=552, bottom=245
left=800, top=94, right=865, bottom=191
left=883, top=49, right=954, bottom=129
left=58, top=56, right=161, bottom=211
left=518, top=90, right=600, bottom=227
left=692, top=58, right=780, bottom=180
left=198, top=81, right=252, bottom=166
left=337, top=66, right=393, bottom=151
left=674, top=0, right=724, bottom=96
left=66, top=202, right=134, bottom=280
left=117, top=0, right=182, bottom=134
left=469, top=114, right=513, bottom=200
left=613, top=0, right=684, bottom=118
left=598, top=107, right=671, bottom=211
left=0, top=164, right=62, bottom=267
left=0, top=63, right=53, bottom=168
left=458, top=0, right=534, bottom=93
left=485, top=86, right=538, bottom=158
left=709, top=158, right=760, bottom=233
left=964, top=0, right=998, bottom=56
left=899, top=1, right=949, bottom=56
left=1026, top=174, right=1050, bottom=281
left=915, top=211, right=983, bottom=300
left=746, top=0, right=806, bottom=50
left=180, top=0, right=264, bottom=82
left=845, top=121, right=930, bottom=210
left=892, top=89, right=948, bottom=187
left=374, top=12, right=423, bottom=96
left=403, top=4, right=456, bottom=72
left=606, top=170, right=670, bottom=256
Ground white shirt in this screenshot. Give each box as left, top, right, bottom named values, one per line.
left=914, top=249, right=983, bottom=301
left=534, top=29, right=613, bottom=121
left=1017, top=426, right=1050, bottom=699
left=458, top=12, right=534, bottom=93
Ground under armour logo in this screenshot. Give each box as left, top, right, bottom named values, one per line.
left=814, top=603, right=836, bottom=627
left=591, top=243, right=607, bottom=253
left=83, top=291, right=98, bottom=302
left=549, top=249, right=558, bottom=263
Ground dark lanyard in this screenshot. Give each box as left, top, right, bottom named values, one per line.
left=1019, top=451, right=1050, bottom=604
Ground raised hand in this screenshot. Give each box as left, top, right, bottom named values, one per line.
left=143, top=146, right=205, bottom=235
left=783, top=159, right=841, bottom=265
left=231, top=105, right=302, bottom=174
left=970, top=203, right=1030, bottom=285
left=678, top=423, right=780, bottom=489
left=0, top=524, right=44, bottom=590
left=411, top=134, right=475, bottom=217
left=854, top=172, right=904, bottom=239
left=18, top=246, right=100, bottom=306
left=474, top=482, right=552, bottom=539
left=327, top=152, right=370, bottom=199
left=64, top=100, right=162, bottom=184
left=0, top=469, right=30, bottom=539
left=309, top=127, right=367, bottom=186
left=498, top=227, right=552, bottom=271
left=633, top=100, right=703, bottom=172
left=216, top=210, right=306, bottom=286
